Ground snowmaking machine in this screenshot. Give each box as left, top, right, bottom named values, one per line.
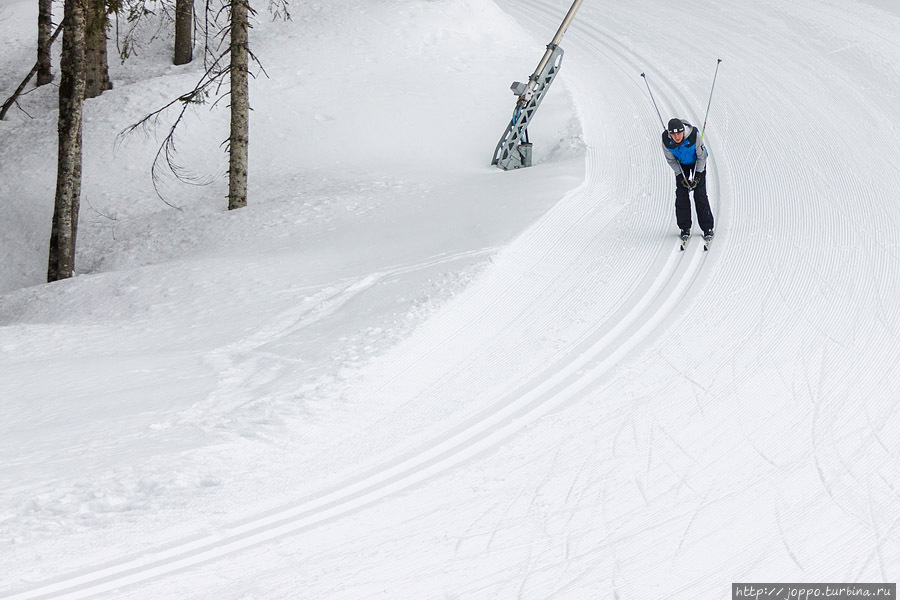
left=491, top=0, right=585, bottom=170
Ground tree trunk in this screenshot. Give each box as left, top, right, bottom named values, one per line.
left=37, top=0, right=54, bottom=86
left=83, top=0, right=111, bottom=99
left=173, top=0, right=193, bottom=65
left=228, top=0, right=249, bottom=210
left=49, top=0, right=87, bottom=283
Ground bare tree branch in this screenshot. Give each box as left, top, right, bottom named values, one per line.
left=1, top=19, right=65, bottom=121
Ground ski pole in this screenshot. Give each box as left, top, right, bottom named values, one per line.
left=642, top=71, right=689, bottom=182
left=700, top=59, right=722, bottom=141
left=640, top=72, right=666, bottom=130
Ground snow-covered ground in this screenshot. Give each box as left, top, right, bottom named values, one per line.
left=1, top=0, right=899, bottom=598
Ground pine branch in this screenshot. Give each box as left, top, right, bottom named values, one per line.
left=119, top=48, right=232, bottom=207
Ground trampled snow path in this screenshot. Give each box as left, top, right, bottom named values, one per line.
left=4, top=0, right=900, bottom=597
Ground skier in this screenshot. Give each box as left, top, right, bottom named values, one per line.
left=662, top=117, right=714, bottom=242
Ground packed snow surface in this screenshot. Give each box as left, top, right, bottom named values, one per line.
left=1, top=0, right=899, bottom=598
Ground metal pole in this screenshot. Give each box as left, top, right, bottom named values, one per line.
left=641, top=71, right=689, bottom=182
left=640, top=72, right=666, bottom=129
left=549, top=0, right=585, bottom=51
left=520, top=0, right=585, bottom=103
left=700, top=59, right=723, bottom=141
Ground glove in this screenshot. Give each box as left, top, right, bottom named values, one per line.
left=689, top=171, right=705, bottom=189
left=677, top=174, right=691, bottom=189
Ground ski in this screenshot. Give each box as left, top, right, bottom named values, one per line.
left=679, top=233, right=691, bottom=251
left=702, top=232, right=714, bottom=251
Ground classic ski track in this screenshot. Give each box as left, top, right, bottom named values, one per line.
left=1, top=4, right=720, bottom=600
left=655, top=0, right=900, bottom=408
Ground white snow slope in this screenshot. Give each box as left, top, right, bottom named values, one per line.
left=2, top=0, right=900, bottom=598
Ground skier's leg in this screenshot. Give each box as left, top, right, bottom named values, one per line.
left=693, top=174, right=714, bottom=232
left=675, top=180, right=692, bottom=231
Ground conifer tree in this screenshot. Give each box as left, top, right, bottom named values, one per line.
left=84, top=0, right=112, bottom=99
left=228, top=0, right=249, bottom=210
left=37, top=0, right=54, bottom=85
left=174, top=0, right=193, bottom=65
left=49, top=0, right=88, bottom=282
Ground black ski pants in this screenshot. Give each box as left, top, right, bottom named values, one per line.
left=675, top=164, right=714, bottom=233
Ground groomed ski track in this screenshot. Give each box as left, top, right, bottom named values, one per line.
left=1, top=2, right=716, bottom=598
left=6, top=0, right=900, bottom=597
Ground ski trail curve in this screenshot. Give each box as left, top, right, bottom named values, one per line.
left=0, top=3, right=719, bottom=599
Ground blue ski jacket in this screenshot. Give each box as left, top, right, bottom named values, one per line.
left=661, top=121, right=708, bottom=175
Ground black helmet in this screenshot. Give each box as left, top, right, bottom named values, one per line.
left=667, top=118, right=685, bottom=134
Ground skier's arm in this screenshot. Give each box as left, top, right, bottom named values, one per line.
left=694, top=138, right=708, bottom=173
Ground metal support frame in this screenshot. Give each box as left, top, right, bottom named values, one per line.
left=491, top=46, right=565, bottom=170
left=491, top=0, right=584, bottom=170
